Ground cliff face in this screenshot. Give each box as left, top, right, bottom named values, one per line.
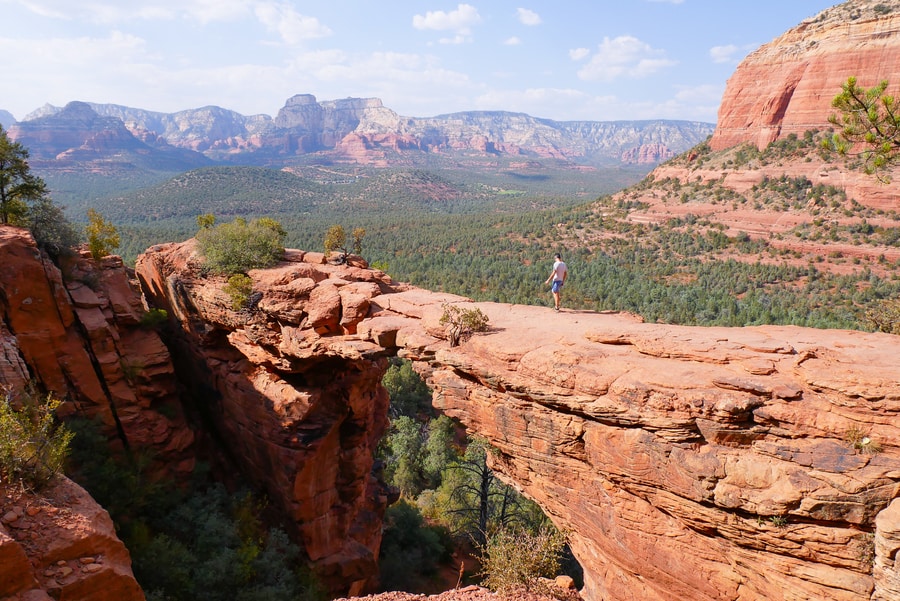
left=0, top=227, right=194, bottom=475
left=134, top=241, right=404, bottom=595
left=0, top=226, right=197, bottom=600
left=2, top=226, right=897, bottom=600
left=399, top=302, right=900, bottom=601
left=131, top=240, right=900, bottom=601
left=0, top=477, right=145, bottom=601
left=711, top=0, right=900, bottom=150
left=8, top=97, right=713, bottom=170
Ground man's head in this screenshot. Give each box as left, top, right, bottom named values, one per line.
left=554, top=253, right=561, bottom=260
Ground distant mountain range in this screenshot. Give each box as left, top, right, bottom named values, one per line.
left=5, top=94, right=714, bottom=173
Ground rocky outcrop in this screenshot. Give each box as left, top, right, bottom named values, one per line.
left=133, top=239, right=899, bottom=601
left=134, top=242, right=408, bottom=595
left=711, top=0, right=900, bottom=150
left=0, top=477, right=145, bottom=601
left=392, top=301, right=900, bottom=601
left=0, top=225, right=197, bottom=599
left=0, top=226, right=194, bottom=478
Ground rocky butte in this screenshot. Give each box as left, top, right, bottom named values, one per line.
left=712, top=1, right=900, bottom=152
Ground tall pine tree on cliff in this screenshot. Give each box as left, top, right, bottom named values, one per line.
left=0, top=125, right=78, bottom=255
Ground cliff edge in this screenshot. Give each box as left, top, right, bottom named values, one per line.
left=134, top=238, right=900, bottom=601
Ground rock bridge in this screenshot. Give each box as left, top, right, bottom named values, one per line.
left=132, top=241, right=900, bottom=601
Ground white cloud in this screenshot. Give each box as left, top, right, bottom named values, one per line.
left=255, top=2, right=331, bottom=45
left=287, top=50, right=471, bottom=95
left=186, top=0, right=254, bottom=24
left=11, top=0, right=254, bottom=24
left=709, top=43, right=757, bottom=65
left=438, top=34, right=468, bottom=45
left=504, top=36, right=522, bottom=46
left=517, top=8, right=541, bottom=26
left=569, top=47, right=590, bottom=61
left=412, top=4, right=481, bottom=36
left=12, top=1, right=66, bottom=19
left=709, top=44, right=738, bottom=64
left=577, top=35, right=677, bottom=82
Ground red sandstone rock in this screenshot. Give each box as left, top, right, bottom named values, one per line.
left=133, top=234, right=900, bottom=601
left=135, top=240, right=406, bottom=595
left=0, top=226, right=194, bottom=477
left=0, top=477, right=144, bottom=601
left=711, top=4, right=900, bottom=152
left=354, top=293, right=899, bottom=601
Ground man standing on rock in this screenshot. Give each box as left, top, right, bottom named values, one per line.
left=544, top=253, right=568, bottom=312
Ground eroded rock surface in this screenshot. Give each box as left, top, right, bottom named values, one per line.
left=0, top=477, right=144, bottom=601
left=135, top=241, right=406, bottom=595
left=0, top=226, right=194, bottom=477
left=711, top=1, right=900, bottom=151
left=134, top=237, right=899, bottom=601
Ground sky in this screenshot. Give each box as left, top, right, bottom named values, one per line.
left=2, top=0, right=840, bottom=124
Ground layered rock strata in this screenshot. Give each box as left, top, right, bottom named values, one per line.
left=0, top=225, right=198, bottom=599
left=712, top=1, right=900, bottom=150
left=0, top=227, right=194, bottom=476
left=134, top=241, right=404, bottom=595
left=133, top=239, right=900, bottom=601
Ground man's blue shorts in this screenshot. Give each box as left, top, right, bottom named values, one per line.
left=551, top=280, right=564, bottom=293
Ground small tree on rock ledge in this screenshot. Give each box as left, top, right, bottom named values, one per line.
left=440, top=303, right=489, bottom=347
left=324, top=224, right=365, bottom=264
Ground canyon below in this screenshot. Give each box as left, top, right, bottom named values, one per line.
left=1, top=1, right=900, bottom=600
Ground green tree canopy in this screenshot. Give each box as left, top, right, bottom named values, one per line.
left=323, top=224, right=365, bottom=264
left=0, top=125, right=47, bottom=225
left=85, top=208, right=121, bottom=260
left=196, top=216, right=286, bottom=274
left=0, top=125, right=79, bottom=256
left=828, top=77, right=900, bottom=181
left=382, top=358, right=432, bottom=419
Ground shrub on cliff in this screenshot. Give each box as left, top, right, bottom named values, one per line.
left=224, top=274, right=254, bottom=311
left=196, top=217, right=286, bottom=275
left=439, top=303, right=489, bottom=347
left=865, top=297, right=900, bottom=334
left=28, top=196, right=81, bottom=258
left=0, top=387, right=73, bottom=490
left=323, top=224, right=365, bottom=264
left=85, top=208, right=121, bottom=260
left=478, top=525, right=567, bottom=595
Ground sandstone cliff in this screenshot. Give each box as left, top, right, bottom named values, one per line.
left=605, top=0, right=900, bottom=287
left=711, top=0, right=900, bottom=151
left=134, top=241, right=405, bottom=595
left=0, top=225, right=198, bottom=600
left=0, top=226, right=194, bottom=477
left=0, top=477, right=145, bottom=601
left=131, top=238, right=899, bottom=601
left=8, top=97, right=713, bottom=170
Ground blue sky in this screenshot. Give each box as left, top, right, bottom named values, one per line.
left=2, top=1, right=838, bottom=123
